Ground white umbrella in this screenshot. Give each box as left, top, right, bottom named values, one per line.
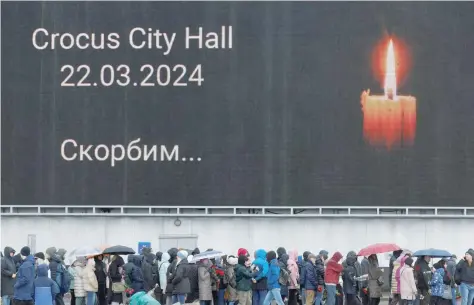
left=69, top=246, right=102, bottom=258
left=190, top=250, right=225, bottom=263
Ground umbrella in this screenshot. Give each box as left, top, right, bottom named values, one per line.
left=69, top=246, right=102, bottom=258
left=102, top=245, right=135, bottom=255
left=412, top=249, right=452, bottom=258
left=358, top=243, right=401, bottom=256
left=190, top=250, right=225, bottom=263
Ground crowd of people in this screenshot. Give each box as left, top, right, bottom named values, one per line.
left=1, top=246, right=474, bottom=305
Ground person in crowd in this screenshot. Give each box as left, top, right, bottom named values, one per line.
left=224, top=256, right=238, bottom=305
left=342, top=251, right=360, bottom=305
left=186, top=255, right=200, bottom=304
left=170, top=250, right=190, bottom=305
left=33, top=264, right=60, bottom=305
left=447, top=255, right=458, bottom=305
left=107, top=255, right=125, bottom=305
left=94, top=255, right=107, bottom=305
left=142, top=252, right=156, bottom=292
left=299, top=251, right=311, bottom=305
left=360, top=256, right=370, bottom=305
left=13, top=254, right=23, bottom=272
left=13, top=247, right=35, bottom=305
left=389, top=251, right=404, bottom=305
left=252, top=249, right=269, bottom=305
left=262, top=251, right=285, bottom=305
left=278, top=253, right=290, bottom=303
left=1, top=247, right=17, bottom=305
left=325, top=252, right=343, bottom=305
left=367, top=255, right=383, bottom=305
left=71, top=257, right=87, bottom=305
left=165, top=248, right=178, bottom=305
left=217, top=256, right=227, bottom=305
left=84, top=258, right=99, bottom=305
left=158, top=252, right=171, bottom=303
left=392, top=255, right=409, bottom=305
left=429, top=259, right=450, bottom=305
left=287, top=250, right=300, bottom=305
left=46, top=247, right=66, bottom=305
left=198, top=258, right=215, bottom=305
left=400, top=257, right=417, bottom=305
left=456, top=249, right=474, bottom=305
left=236, top=255, right=256, bottom=305
left=129, top=255, right=146, bottom=295
left=302, top=253, right=318, bottom=305
left=314, top=251, right=327, bottom=305
left=415, top=255, right=432, bottom=305
left=68, top=258, right=77, bottom=305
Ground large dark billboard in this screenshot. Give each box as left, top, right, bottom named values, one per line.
left=2, top=2, right=474, bottom=207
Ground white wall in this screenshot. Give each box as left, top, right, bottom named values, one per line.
left=1, top=216, right=472, bottom=261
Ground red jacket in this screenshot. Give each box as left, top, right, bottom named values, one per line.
left=325, top=252, right=344, bottom=284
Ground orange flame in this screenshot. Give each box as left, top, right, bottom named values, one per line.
left=384, top=39, right=397, bottom=100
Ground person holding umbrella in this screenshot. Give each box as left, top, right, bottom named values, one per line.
left=414, top=255, right=432, bottom=305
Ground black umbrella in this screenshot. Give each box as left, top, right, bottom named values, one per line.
left=102, top=245, right=135, bottom=255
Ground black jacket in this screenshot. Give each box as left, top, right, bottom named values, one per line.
left=342, top=255, right=359, bottom=295
left=414, top=258, right=431, bottom=290
left=166, top=259, right=178, bottom=295
left=171, top=259, right=190, bottom=294
left=314, top=257, right=325, bottom=286
left=456, top=259, right=474, bottom=285
left=1, top=247, right=17, bottom=296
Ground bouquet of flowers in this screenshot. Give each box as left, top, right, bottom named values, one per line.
left=125, top=287, right=135, bottom=297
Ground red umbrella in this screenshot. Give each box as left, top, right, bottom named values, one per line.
left=358, top=243, right=401, bottom=256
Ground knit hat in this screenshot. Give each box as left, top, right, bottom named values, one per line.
left=405, top=257, right=414, bottom=267
left=177, top=250, right=188, bottom=259
left=34, top=252, right=45, bottom=260
left=20, top=246, right=31, bottom=257
left=238, top=248, right=249, bottom=257
left=466, top=249, right=474, bottom=258
left=228, top=256, right=238, bottom=265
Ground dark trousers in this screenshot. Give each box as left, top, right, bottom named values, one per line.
left=13, top=300, right=33, bottom=305
left=359, top=290, right=369, bottom=305
left=213, top=290, right=218, bottom=305
left=71, top=290, right=76, bottom=305
left=97, top=283, right=107, bottom=305
left=289, top=289, right=299, bottom=305
left=369, top=298, right=380, bottom=305
left=346, top=294, right=362, bottom=305
left=56, top=293, right=66, bottom=305
left=390, top=294, right=401, bottom=305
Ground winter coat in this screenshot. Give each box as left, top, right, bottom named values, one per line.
left=325, top=252, right=343, bottom=285
left=446, top=259, right=457, bottom=284
left=342, top=254, right=359, bottom=295
left=186, top=262, right=199, bottom=302
left=394, top=256, right=408, bottom=294
left=224, top=264, right=237, bottom=301
left=1, top=247, right=17, bottom=296
left=73, top=265, right=86, bottom=297
left=198, top=261, right=213, bottom=301
left=367, top=258, right=383, bottom=298
left=343, top=251, right=362, bottom=291
left=400, top=265, right=417, bottom=300
left=83, top=260, right=98, bottom=292
left=287, top=250, right=299, bottom=290
left=303, top=261, right=318, bottom=290
left=299, top=260, right=309, bottom=289
left=314, top=257, right=325, bottom=286
left=158, top=253, right=171, bottom=292
left=171, top=259, right=190, bottom=295
left=33, top=264, right=60, bottom=305
left=129, top=255, right=146, bottom=294
left=94, top=258, right=107, bottom=285
left=267, top=259, right=281, bottom=290
left=389, top=252, right=401, bottom=289
left=414, top=258, right=431, bottom=291
left=252, top=249, right=269, bottom=291
left=48, top=255, right=63, bottom=286
left=360, top=258, right=369, bottom=289
left=278, top=254, right=290, bottom=296
left=141, top=255, right=155, bottom=291
left=14, top=256, right=35, bottom=301
left=235, top=264, right=254, bottom=292
left=456, top=259, right=474, bottom=285
left=429, top=268, right=446, bottom=297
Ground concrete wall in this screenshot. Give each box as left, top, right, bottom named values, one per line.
left=1, top=216, right=472, bottom=263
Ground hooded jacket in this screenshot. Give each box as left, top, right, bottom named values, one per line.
left=14, top=255, right=35, bottom=301
left=303, top=259, right=318, bottom=290
left=277, top=248, right=287, bottom=260
left=414, top=257, right=431, bottom=290
left=299, top=251, right=310, bottom=288
left=400, top=264, right=417, bottom=300
left=252, top=249, right=269, bottom=290
left=287, top=250, right=299, bottom=290
left=393, top=256, right=408, bottom=294
left=342, top=253, right=359, bottom=295
left=429, top=265, right=446, bottom=297
left=343, top=251, right=362, bottom=289
left=171, top=258, right=190, bottom=294
left=33, top=264, right=60, bottom=305
left=129, top=255, right=145, bottom=294
left=45, top=248, right=62, bottom=285
left=267, top=258, right=281, bottom=290
left=83, top=259, right=98, bottom=293
left=198, top=260, right=214, bottom=301
left=165, top=249, right=178, bottom=295
left=1, top=247, right=17, bottom=296
left=72, top=259, right=87, bottom=297
left=158, top=253, right=171, bottom=292
left=325, top=252, right=343, bottom=285
left=314, top=256, right=325, bottom=286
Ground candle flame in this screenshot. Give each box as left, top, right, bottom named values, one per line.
left=384, top=39, right=397, bottom=100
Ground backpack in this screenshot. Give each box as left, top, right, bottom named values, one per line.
left=56, top=264, right=72, bottom=294
left=279, top=266, right=290, bottom=285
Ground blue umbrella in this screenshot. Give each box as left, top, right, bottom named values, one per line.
left=412, top=248, right=452, bottom=258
